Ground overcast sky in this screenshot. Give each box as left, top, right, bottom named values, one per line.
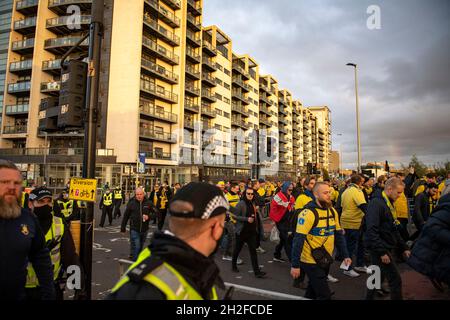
left=203, top=0, right=450, bottom=169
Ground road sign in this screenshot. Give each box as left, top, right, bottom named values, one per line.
left=69, top=178, right=97, bottom=202
left=138, top=153, right=146, bottom=174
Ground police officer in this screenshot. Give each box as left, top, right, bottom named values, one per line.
left=54, top=188, right=80, bottom=223
left=99, top=187, right=114, bottom=227
left=291, top=182, right=351, bottom=300
left=108, top=182, right=228, bottom=300
left=113, top=185, right=125, bottom=220
left=26, top=187, right=82, bottom=300
left=0, top=160, right=54, bottom=300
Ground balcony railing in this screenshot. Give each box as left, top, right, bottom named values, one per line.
left=3, top=125, right=28, bottom=134
left=202, top=57, right=217, bottom=71
left=186, top=46, right=201, bottom=62
left=7, top=81, right=31, bottom=93
left=140, top=79, right=178, bottom=103
left=0, top=147, right=114, bottom=156
left=139, top=101, right=178, bottom=123
left=16, top=0, right=38, bottom=11
left=187, top=0, right=202, bottom=15
left=5, top=104, right=30, bottom=115
left=202, top=72, right=216, bottom=86
left=141, top=150, right=175, bottom=160
left=231, top=117, right=249, bottom=130
left=139, top=127, right=175, bottom=143
left=142, top=37, right=179, bottom=65
left=201, top=89, right=216, bottom=102
left=259, top=117, right=271, bottom=126
left=186, top=30, right=201, bottom=47
left=9, top=59, right=33, bottom=72
left=12, top=38, right=35, bottom=51
left=143, top=16, right=180, bottom=46
left=185, top=84, right=200, bottom=96
left=145, top=0, right=180, bottom=28
left=185, top=99, right=200, bottom=113
left=40, top=81, right=61, bottom=92
left=161, top=0, right=181, bottom=10
left=42, top=59, right=61, bottom=71
left=232, top=90, right=250, bottom=104
left=46, top=15, right=91, bottom=28
left=259, top=105, right=271, bottom=115
left=14, top=16, right=37, bottom=30
left=231, top=102, right=248, bottom=115
left=203, top=41, right=217, bottom=56
left=187, top=13, right=201, bottom=30
left=141, top=58, right=179, bottom=84
left=233, top=64, right=250, bottom=79
left=44, top=36, right=89, bottom=49
left=185, top=64, right=200, bottom=78
left=201, top=104, right=216, bottom=117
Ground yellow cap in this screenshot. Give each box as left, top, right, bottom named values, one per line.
left=217, top=181, right=225, bottom=186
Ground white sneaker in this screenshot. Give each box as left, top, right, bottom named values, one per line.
left=354, top=266, right=370, bottom=274
left=222, top=255, right=232, bottom=261
left=256, top=246, right=266, bottom=254
left=343, top=269, right=361, bottom=278
left=327, top=274, right=339, bottom=283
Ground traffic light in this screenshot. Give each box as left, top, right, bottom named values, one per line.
left=57, top=60, right=88, bottom=129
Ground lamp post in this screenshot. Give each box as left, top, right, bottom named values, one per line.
left=346, top=63, right=362, bottom=174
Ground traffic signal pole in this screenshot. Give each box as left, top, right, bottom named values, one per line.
left=79, top=0, right=104, bottom=300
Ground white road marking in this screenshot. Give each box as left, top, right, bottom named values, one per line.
left=224, top=282, right=309, bottom=300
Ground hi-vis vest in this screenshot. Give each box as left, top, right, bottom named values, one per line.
left=103, top=193, right=113, bottom=206
left=21, top=192, right=27, bottom=208
left=114, top=190, right=122, bottom=200
left=57, top=199, right=74, bottom=218
left=26, top=216, right=64, bottom=288
left=111, top=248, right=218, bottom=300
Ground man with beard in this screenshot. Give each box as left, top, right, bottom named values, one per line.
left=0, top=160, right=54, bottom=300
left=108, top=182, right=228, bottom=300
left=291, top=182, right=351, bottom=300
left=26, top=187, right=82, bottom=300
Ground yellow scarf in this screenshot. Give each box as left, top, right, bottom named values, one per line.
left=382, top=191, right=400, bottom=226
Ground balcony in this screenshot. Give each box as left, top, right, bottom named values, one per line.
left=42, top=59, right=62, bottom=75
left=140, top=127, right=176, bottom=144
left=46, top=15, right=91, bottom=34
left=40, top=81, right=61, bottom=96
left=186, top=30, right=201, bottom=47
left=185, top=64, right=200, bottom=80
left=231, top=117, right=249, bottom=130
left=202, top=72, right=216, bottom=87
left=232, top=64, right=250, bottom=80
left=187, top=0, right=202, bottom=16
left=259, top=83, right=270, bottom=93
left=187, top=13, right=201, bottom=31
left=143, top=17, right=180, bottom=46
left=232, top=90, right=250, bottom=105
left=7, top=81, right=31, bottom=96
left=279, top=145, right=289, bottom=153
left=145, top=0, right=180, bottom=28
left=185, top=84, right=200, bottom=97
left=142, top=37, right=179, bottom=66
left=16, top=0, right=38, bottom=15
left=9, top=59, right=32, bottom=75
left=141, top=58, right=179, bottom=84
left=202, top=89, right=216, bottom=103
left=202, top=57, right=217, bottom=71
left=303, top=129, right=310, bottom=137
left=279, top=126, right=287, bottom=134
left=48, top=0, right=92, bottom=15
left=184, top=118, right=195, bottom=130
left=14, top=16, right=37, bottom=35
left=259, top=117, right=271, bottom=127
left=231, top=102, right=248, bottom=116
left=201, top=104, right=216, bottom=118
left=142, top=150, right=175, bottom=161
left=232, top=77, right=250, bottom=92
left=161, top=0, right=181, bottom=10
left=279, top=117, right=288, bottom=125
left=140, top=79, right=178, bottom=104
left=184, top=99, right=200, bottom=113
left=202, top=41, right=217, bottom=56
left=279, top=107, right=288, bottom=116
left=293, top=124, right=301, bottom=132
left=44, top=36, right=89, bottom=54
left=3, top=125, right=28, bottom=135
left=186, top=46, right=201, bottom=63
left=259, top=105, right=271, bottom=116
left=201, top=121, right=214, bottom=131
left=259, top=94, right=273, bottom=106
left=139, top=101, right=178, bottom=124
left=11, top=38, right=35, bottom=54
left=5, top=104, right=30, bottom=116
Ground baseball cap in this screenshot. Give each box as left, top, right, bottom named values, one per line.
left=168, top=182, right=229, bottom=220
left=29, top=187, right=53, bottom=201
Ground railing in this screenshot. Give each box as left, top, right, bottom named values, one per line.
left=141, top=58, right=178, bottom=83
left=185, top=99, right=200, bottom=113
left=139, top=101, right=178, bottom=123
left=186, top=30, right=201, bottom=45
left=40, top=81, right=61, bottom=91
left=203, top=41, right=217, bottom=54
left=201, top=104, right=216, bottom=117
left=231, top=102, right=248, bottom=114
left=202, top=89, right=216, bottom=101
left=185, top=84, right=200, bottom=95
left=2, top=125, right=28, bottom=134
left=12, top=38, right=35, bottom=50
left=186, top=46, right=200, bottom=61
left=202, top=121, right=213, bottom=131
left=142, top=150, right=175, bottom=160
left=7, top=81, right=31, bottom=93
left=45, top=36, right=89, bottom=48
left=139, top=127, right=175, bottom=142
left=5, top=104, right=29, bottom=115
left=145, top=0, right=180, bottom=27
left=0, top=148, right=114, bottom=156
left=185, top=64, right=200, bottom=77
left=46, top=15, right=91, bottom=27
left=202, top=57, right=217, bottom=70
left=42, top=59, right=61, bottom=70
left=16, top=0, right=38, bottom=10
left=202, top=72, right=216, bottom=84
left=187, top=0, right=202, bottom=13
left=48, top=0, right=92, bottom=7
left=140, top=79, right=178, bottom=103
left=9, top=59, right=33, bottom=72
left=161, top=0, right=181, bottom=10
left=187, top=13, right=201, bottom=29
left=142, top=37, right=179, bottom=65
left=14, top=16, right=37, bottom=30
left=143, top=16, right=180, bottom=45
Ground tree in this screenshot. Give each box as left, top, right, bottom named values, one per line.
left=433, top=161, right=450, bottom=178
left=322, top=168, right=330, bottom=181
left=408, top=155, right=427, bottom=178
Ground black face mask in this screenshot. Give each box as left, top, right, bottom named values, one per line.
left=33, top=205, right=53, bottom=219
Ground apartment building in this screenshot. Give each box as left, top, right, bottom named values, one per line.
left=0, top=0, right=331, bottom=191
left=309, top=106, right=332, bottom=171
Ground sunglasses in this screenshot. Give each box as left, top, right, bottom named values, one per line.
left=246, top=193, right=254, bottom=196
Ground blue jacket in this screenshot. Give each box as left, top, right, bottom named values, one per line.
left=0, top=209, right=55, bottom=300
left=407, top=193, right=450, bottom=286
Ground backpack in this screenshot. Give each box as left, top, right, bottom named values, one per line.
left=289, top=206, right=338, bottom=236
left=411, top=179, right=426, bottom=198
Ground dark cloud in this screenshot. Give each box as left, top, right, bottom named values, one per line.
left=203, top=0, right=450, bottom=168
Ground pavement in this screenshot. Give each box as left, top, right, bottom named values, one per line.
left=77, top=204, right=449, bottom=300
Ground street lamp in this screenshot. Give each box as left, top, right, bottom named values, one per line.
left=334, top=133, right=343, bottom=179
left=346, top=63, right=362, bottom=174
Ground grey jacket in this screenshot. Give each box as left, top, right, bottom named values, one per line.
left=232, top=200, right=257, bottom=235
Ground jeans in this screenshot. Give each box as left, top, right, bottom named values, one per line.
left=301, top=262, right=332, bottom=300
left=274, top=222, right=292, bottom=261
left=130, top=230, right=147, bottom=261
left=221, top=221, right=236, bottom=256
left=366, top=251, right=403, bottom=300
left=288, top=234, right=306, bottom=283
left=345, top=228, right=365, bottom=268
left=232, top=231, right=260, bottom=273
